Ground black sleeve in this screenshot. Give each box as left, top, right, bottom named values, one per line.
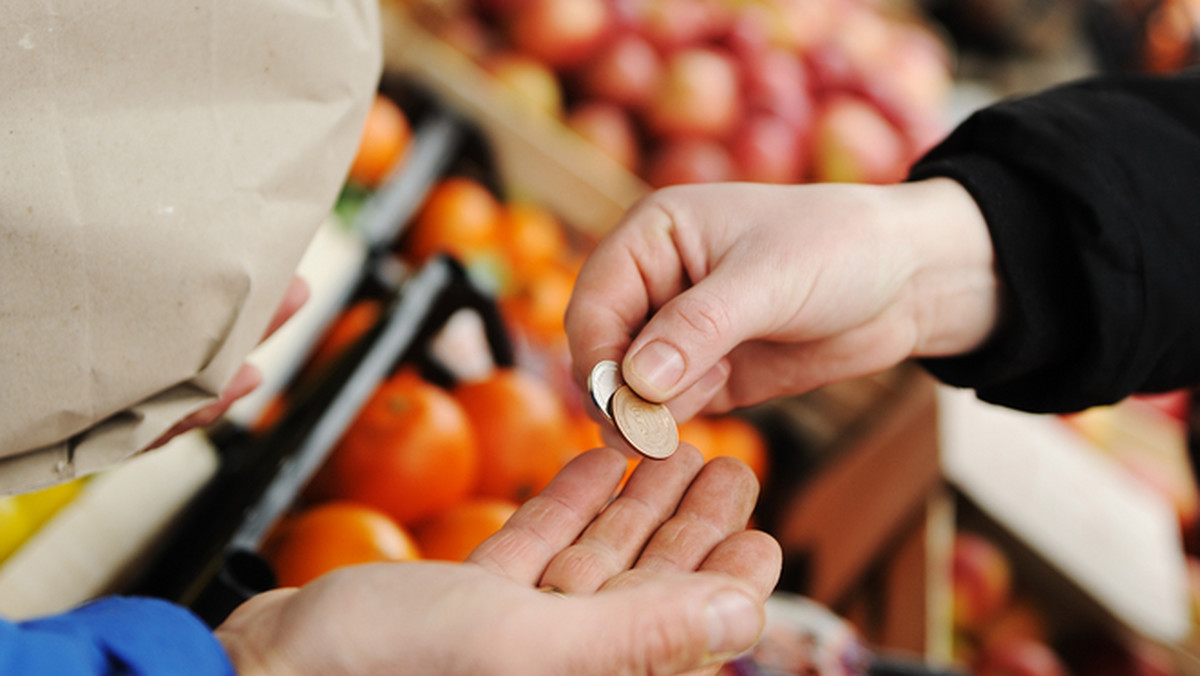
left=909, top=67, right=1200, bottom=414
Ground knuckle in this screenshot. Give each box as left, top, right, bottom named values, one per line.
left=670, top=291, right=732, bottom=344
left=633, top=607, right=698, bottom=675
left=546, top=544, right=614, bottom=591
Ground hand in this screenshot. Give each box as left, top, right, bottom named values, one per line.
left=215, top=445, right=781, bottom=675
left=565, top=178, right=999, bottom=421
left=144, top=277, right=310, bottom=451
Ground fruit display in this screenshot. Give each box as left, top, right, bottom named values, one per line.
left=402, top=0, right=955, bottom=188
left=949, top=529, right=1182, bottom=676
left=1058, top=390, right=1199, bottom=544
left=253, top=87, right=774, bottom=588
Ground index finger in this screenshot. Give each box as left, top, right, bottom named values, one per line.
left=467, top=447, right=629, bottom=583
left=564, top=200, right=689, bottom=395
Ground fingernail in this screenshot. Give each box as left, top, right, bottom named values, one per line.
left=705, top=590, right=760, bottom=656
left=630, top=341, right=685, bottom=395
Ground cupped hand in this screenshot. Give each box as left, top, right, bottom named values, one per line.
left=216, top=445, right=781, bottom=676
left=565, top=178, right=999, bottom=422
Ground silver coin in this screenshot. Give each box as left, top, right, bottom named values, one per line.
left=611, top=385, right=679, bottom=460
left=588, top=360, right=623, bottom=421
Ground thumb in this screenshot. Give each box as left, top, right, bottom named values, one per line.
left=623, top=270, right=766, bottom=403
left=549, top=574, right=765, bottom=675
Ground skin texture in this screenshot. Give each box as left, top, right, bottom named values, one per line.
left=565, top=178, right=998, bottom=423
left=216, top=445, right=781, bottom=676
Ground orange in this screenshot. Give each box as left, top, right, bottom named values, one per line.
left=414, top=498, right=519, bottom=562
left=677, top=416, right=715, bottom=456
left=311, top=369, right=479, bottom=526
left=453, top=368, right=575, bottom=503
left=348, top=94, right=411, bottom=188
left=266, top=501, right=420, bottom=588
left=569, top=413, right=605, bottom=455
left=499, top=201, right=569, bottom=281
left=500, top=259, right=577, bottom=346
left=405, top=177, right=503, bottom=265
left=306, top=298, right=383, bottom=378
left=705, top=415, right=769, bottom=484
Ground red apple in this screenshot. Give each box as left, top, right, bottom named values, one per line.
left=638, top=0, right=732, bottom=52
left=804, top=4, right=892, bottom=95
left=721, top=4, right=772, bottom=61
left=765, top=0, right=837, bottom=53
left=566, top=101, right=641, bottom=171
left=806, top=40, right=862, bottom=95
left=861, top=25, right=952, bottom=140
left=644, top=139, right=733, bottom=188
left=436, top=14, right=493, bottom=62
left=974, top=638, right=1069, bottom=676
left=484, top=51, right=564, bottom=118
left=728, top=113, right=807, bottom=184
left=741, top=49, right=815, bottom=135
left=811, top=95, right=908, bottom=185
left=646, top=47, right=741, bottom=140
left=508, top=0, right=613, bottom=70
left=610, top=0, right=647, bottom=28
left=951, top=531, right=1013, bottom=633
left=579, top=33, right=663, bottom=109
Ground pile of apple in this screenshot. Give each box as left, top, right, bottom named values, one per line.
left=410, top=0, right=955, bottom=187
left=951, top=530, right=1180, bottom=676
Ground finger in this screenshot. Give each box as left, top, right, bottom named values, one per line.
left=711, top=305, right=918, bottom=412
left=663, top=360, right=731, bottom=424
left=634, top=457, right=760, bottom=574
left=262, top=276, right=310, bottom=340
left=536, top=572, right=766, bottom=675
left=698, top=530, right=782, bottom=602
left=597, top=532, right=780, bottom=611
left=595, top=532, right=781, bottom=676
left=620, top=262, right=781, bottom=404
left=538, top=445, right=706, bottom=593
left=565, top=199, right=691, bottom=394
left=468, top=447, right=628, bottom=583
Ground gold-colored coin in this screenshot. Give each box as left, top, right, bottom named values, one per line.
left=611, top=385, right=678, bottom=460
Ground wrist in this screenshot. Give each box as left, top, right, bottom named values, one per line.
left=892, top=177, right=1000, bottom=358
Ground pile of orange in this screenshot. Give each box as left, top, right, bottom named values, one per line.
left=265, top=361, right=597, bottom=586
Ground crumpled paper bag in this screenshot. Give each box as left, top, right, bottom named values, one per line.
left=0, top=0, right=382, bottom=494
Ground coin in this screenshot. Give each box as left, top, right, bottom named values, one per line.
left=611, top=385, right=679, bottom=459
left=588, top=360, right=623, bottom=421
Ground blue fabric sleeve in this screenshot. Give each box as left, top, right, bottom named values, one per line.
left=0, top=596, right=235, bottom=675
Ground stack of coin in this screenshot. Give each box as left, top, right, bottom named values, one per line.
left=588, top=360, right=679, bottom=460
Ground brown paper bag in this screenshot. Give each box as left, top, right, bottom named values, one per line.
left=0, top=0, right=383, bottom=494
